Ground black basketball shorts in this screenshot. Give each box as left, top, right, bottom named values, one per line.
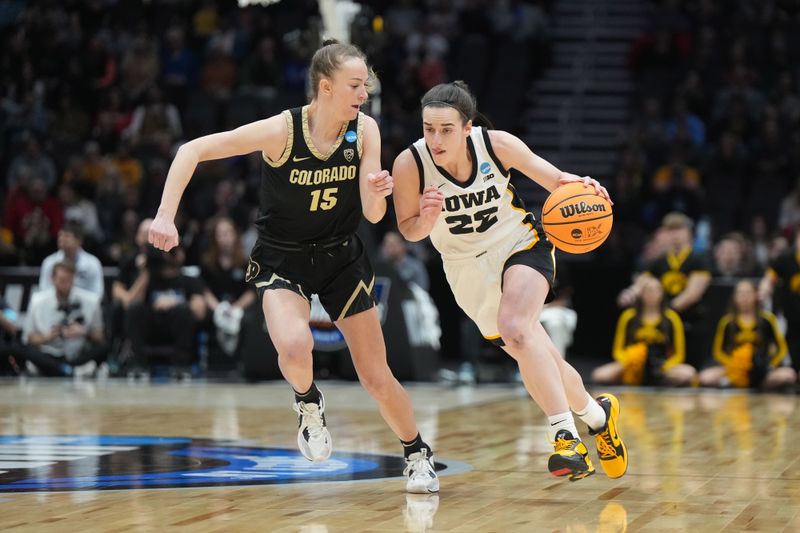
left=245, top=234, right=376, bottom=321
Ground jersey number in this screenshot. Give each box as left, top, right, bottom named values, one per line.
left=310, top=188, right=338, bottom=211
left=445, top=207, right=499, bottom=234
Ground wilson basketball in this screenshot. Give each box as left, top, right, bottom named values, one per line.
left=541, top=182, right=613, bottom=254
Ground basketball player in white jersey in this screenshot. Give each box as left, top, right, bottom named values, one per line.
left=392, top=81, right=628, bottom=481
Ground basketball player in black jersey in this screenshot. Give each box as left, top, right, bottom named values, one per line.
left=148, top=40, right=438, bottom=493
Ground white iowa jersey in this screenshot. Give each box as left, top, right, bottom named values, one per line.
left=411, top=127, right=535, bottom=260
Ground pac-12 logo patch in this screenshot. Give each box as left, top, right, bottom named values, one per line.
left=345, top=130, right=357, bottom=143
left=0, top=436, right=467, bottom=492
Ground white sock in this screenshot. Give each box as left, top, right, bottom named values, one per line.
left=547, top=412, right=579, bottom=443
left=574, top=393, right=607, bottom=432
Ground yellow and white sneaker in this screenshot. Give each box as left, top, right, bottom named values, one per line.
left=590, top=393, right=628, bottom=478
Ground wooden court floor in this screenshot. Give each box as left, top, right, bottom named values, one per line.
left=0, top=380, right=798, bottom=532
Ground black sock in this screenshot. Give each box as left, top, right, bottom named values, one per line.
left=294, top=382, right=321, bottom=405
left=401, top=433, right=431, bottom=458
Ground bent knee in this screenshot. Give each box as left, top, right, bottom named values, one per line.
left=274, top=330, right=313, bottom=363
left=497, top=319, right=534, bottom=352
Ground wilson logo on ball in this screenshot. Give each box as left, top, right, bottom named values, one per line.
left=559, top=201, right=607, bottom=218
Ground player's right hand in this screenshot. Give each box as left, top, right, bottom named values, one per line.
left=419, top=186, right=444, bottom=221
left=149, top=214, right=179, bottom=251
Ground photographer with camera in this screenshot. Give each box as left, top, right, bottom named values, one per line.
left=125, top=244, right=205, bottom=377
left=38, top=221, right=104, bottom=299
left=22, top=260, right=106, bottom=377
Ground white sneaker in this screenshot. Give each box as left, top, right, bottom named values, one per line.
left=403, top=494, right=440, bottom=532
left=404, top=449, right=439, bottom=493
left=72, top=360, right=97, bottom=379
left=292, top=393, right=332, bottom=462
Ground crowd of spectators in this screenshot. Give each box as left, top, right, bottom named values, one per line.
left=1, top=0, right=797, bottom=389
left=0, top=0, right=552, bottom=378
left=597, top=0, right=800, bottom=389
left=617, top=0, right=800, bottom=259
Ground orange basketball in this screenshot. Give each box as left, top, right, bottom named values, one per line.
left=541, top=182, right=613, bottom=254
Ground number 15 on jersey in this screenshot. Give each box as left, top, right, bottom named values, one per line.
left=310, top=187, right=338, bottom=211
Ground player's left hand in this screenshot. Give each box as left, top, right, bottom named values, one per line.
left=367, top=170, right=393, bottom=198
left=559, top=174, right=613, bottom=204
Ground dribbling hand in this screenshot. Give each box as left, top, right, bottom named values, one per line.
left=419, top=186, right=444, bottom=222
left=559, top=175, right=613, bottom=204
left=149, top=214, right=179, bottom=251
left=367, top=170, right=394, bottom=198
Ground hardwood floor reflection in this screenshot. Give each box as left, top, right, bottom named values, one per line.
left=0, top=380, right=797, bottom=532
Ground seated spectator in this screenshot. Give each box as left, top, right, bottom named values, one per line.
left=120, top=33, right=160, bottom=104
left=108, top=217, right=150, bottom=368
left=50, top=92, right=91, bottom=153
left=58, top=182, right=103, bottom=244
left=700, top=280, right=796, bottom=389
left=39, top=222, right=104, bottom=299
left=778, top=178, right=800, bottom=234
left=200, top=217, right=255, bottom=357
left=123, top=87, right=182, bottom=145
left=712, top=232, right=759, bottom=280
left=126, top=246, right=205, bottom=377
left=107, top=209, right=142, bottom=265
left=759, top=229, right=800, bottom=374
left=7, top=133, right=57, bottom=191
left=663, top=98, right=706, bottom=148
left=649, top=151, right=704, bottom=223
left=3, top=174, right=63, bottom=265
left=92, top=88, right=133, bottom=153
left=380, top=230, right=429, bottom=291
left=21, top=261, right=105, bottom=377
left=110, top=141, right=144, bottom=189
left=62, top=141, right=110, bottom=193
left=618, top=213, right=712, bottom=368
left=594, top=277, right=696, bottom=386
left=201, top=43, right=238, bottom=100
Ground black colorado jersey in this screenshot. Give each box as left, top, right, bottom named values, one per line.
left=255, top=106, right=364, bottom=244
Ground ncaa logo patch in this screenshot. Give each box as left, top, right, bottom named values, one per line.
left=479, top=162, right=491, bottom=174
left=0, top=436, right=468, bottom=493
left=345, top=130, right=357, bottom=143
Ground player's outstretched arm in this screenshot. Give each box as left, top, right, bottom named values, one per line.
left=150, top=115, right=288, bottom=251
left=487, top=130, right=611, bottom=201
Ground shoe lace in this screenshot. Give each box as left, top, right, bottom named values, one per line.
left=404, top=449, right=434, bottom=479
left=551, top=436, right=576, bottom=452
left=295, top=402, right=326, bottom=440
left=596, top=431, right=616, bottom=459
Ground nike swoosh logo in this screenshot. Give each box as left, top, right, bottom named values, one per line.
left=550, top=420, right=568, bottom=426
left=293, top=156, right=311, bottom=162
